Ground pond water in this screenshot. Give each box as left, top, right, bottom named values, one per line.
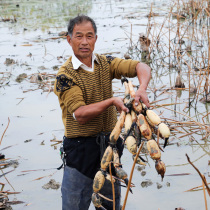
left=0, top=0, right=209, bottom=210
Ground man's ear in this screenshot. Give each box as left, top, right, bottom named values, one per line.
left=95, top=35, right=98, bottom=42
left=67, top=35, right=72, bottom=46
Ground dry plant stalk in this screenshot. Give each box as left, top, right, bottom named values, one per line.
left=161, top=106, right=208, bottom=130
left=185, top=182, right=210, bottom=192
left=0, top=191, right=20, bottom=194
left=0, top=117, right=10, bottom=145
left=32, top=170, right=57, bottom=181
left=122, top=141, right=144, bottom=210
left=0, top=169, right=15, bottom=192
left=139, top=0, right=209, bottom=104
left=202, top=177, right=208, bottom=210
left=98, top=193, right=113, bottom=202
left=186, top=154, right=210, bottom=196
left=109, top=162, right=115, bottom=210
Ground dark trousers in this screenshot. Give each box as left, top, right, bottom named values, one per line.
left=61, top=166, right=121, bottom=210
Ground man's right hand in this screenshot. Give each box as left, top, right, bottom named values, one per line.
left=112, top=97, right=129, bottom=113
left=75, top=97, right=129, bottom=124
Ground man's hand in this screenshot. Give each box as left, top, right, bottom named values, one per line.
left=135, top=62, right=151, bottom=108
left=135, top=86, right=150, bottom=108
left=112, top=97, right=129, bottom=113
left=74, top=97, right=129, bottom=124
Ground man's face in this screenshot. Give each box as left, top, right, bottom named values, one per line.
left=67, top=21, right=97, bottom=61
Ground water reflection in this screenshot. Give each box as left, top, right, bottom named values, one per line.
left=0, top=0, right=92, bottom=32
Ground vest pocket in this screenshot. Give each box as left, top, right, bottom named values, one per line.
left=64, top=138, right=83, bottom=169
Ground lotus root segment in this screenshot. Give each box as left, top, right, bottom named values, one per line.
left=124, top=113, right=132, bottom=134
left=133, top=124, right=141, bottom=146
left=93, top=171, right=105, bottom=193
left=125, top=136, right=137, bottom=155
left=131, top=110, right=137, bottom=123
left=137, top=114, right=152, bottom=140
left=105, top=173, right=115, bottom=183
left=91, top=193, right=104, bottom=208
left=100, top=146, right=113, bottom=171
left=109, top=111, right=126, bottom=143
left=147, top=139, right=161, bottom=160
left=146, top=110, right=161, bottom=126
left=158, top=123, right=170, bottom=139
left=124, top=81, right=130, bottom=97
left=115, top=167, right=128, bottom=182
left=132, top=155, right=146, bottom=166
left=113, top=148, right=120, bottom=168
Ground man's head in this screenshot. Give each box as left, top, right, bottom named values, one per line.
left=67, top=15, right=97, bottom=63
left=67, top=15, right=97, bottom=37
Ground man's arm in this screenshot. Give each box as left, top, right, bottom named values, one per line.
left=134, top=62, right=151, bottom=107
left=108, top=57, right=151, bottom=107
left=75, top=61, right=151, bottom=125
left=75, top=97, right=129, bottom=124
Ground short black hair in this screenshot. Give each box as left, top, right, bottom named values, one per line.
left=67, top=15, right=97, bottom=37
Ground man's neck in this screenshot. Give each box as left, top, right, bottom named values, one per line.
left=77, top=56, right=92, bottom=68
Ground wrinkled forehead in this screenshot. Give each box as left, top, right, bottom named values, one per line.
left=73, top=21, right=96, bottom=34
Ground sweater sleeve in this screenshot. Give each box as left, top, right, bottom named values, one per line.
left=54, top=74, right=86, bottom=115
left=107, top=56, right=139, bottom=79
left=60, top=86, right=86, bottom=114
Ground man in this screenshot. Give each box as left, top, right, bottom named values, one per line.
left=54, top=15, right=151, bottom=210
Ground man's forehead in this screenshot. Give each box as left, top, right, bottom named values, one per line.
left=73, top=21, right=95, bottom=32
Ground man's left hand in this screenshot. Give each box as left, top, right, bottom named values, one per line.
left=135, top=62, right=151, bottom=108
left=135, top=86, right=150, bottom=108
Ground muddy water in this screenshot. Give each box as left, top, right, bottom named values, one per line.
left=0, top=0, right=209, bottom=210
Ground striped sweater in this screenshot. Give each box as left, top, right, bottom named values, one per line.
left=54, top=54, right=139, bottom=138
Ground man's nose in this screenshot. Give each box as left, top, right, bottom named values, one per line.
left=81, top=37, right=88, bottom=45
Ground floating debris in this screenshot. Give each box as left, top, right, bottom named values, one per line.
left=124, top=54, right=131, bottom=59
left=189, top=85, right=197, bottom=94
left=27, top=52, right=32, bottom=57
left=16, top=73, right=27, bottom=83
left=5, top=160, right=19, bottom=168
left=156, top=182, right=163, bottom=189
left=146, top=12, right=160, bottom=17
left=58, top=31, right=68, bottom=36
left=0, top=196, right=11, bottom=209
left=29, top=73, right=50, bottom=83
left=40, top=140, right=45, bottom=145
left=0, top=160, right=19, bottom=169
left=38, top=66, right=47, bottom=70
left=141, top=171, right=146, bottom=176
left=200, top=93, right=210, bottom=103
left=42, top=179, right=61, bottom=190
left=0, top=153, right=5, bottom=160
left=166, top=182, right=170, bottom=187
left=4, top=58, right=15, bottom=66
left=1, top=16, right=17, bottom=23
left=175, top=73, right=185, bottom=88
left=136, top=165, right=146, bottom=172
left=139, top=33, right=151, bottom=53
left=52, top=65, right=59, bottom=71
left=24, top=139, right=32, bottom=143
left=30, top=74, right=43, bottom=83
left=141, top=179, right=153, bottom=188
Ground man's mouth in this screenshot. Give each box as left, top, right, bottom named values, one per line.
left=80, top=48, right=89, bottom=52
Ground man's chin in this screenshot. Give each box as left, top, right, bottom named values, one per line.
left=79, top=53, right=92, bottom=59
